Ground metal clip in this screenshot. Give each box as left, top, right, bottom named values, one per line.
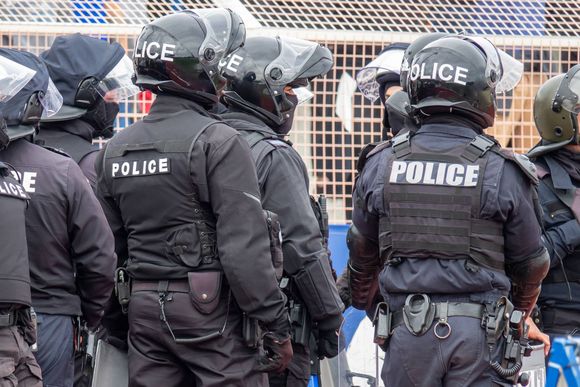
left=433, top=302, right=452, bottom=340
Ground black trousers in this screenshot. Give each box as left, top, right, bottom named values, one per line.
left=127, top=288, right=267, bottom=387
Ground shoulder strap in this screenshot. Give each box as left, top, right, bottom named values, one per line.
left=494, top=149, right=539, bottom=185
left=391, top=131, right=412, bottom=159
left=357, top=140, right=392, bottom=173
left=460, top=135, right=496, bottom=162
left=41, top=145, right=71, bottom=158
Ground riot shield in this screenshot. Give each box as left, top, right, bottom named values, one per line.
left=91, top=339, right=128, bottom=387
left=327, top=307, right=381, bottom=387
left=517, top=341, right=546, bottom=387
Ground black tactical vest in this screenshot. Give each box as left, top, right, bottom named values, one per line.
left=0, top=161, right=31, bottom=306
left=102, top=111, right=219, bottom=280
left=379, top=133, right=506, bottom=272
left=539, top=175, right=580, bottom=284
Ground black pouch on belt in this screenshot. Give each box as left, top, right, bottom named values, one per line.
left=403, top=294, right=436, bottom=336
left=242, top=313, right=261, bottom=349
left=187, top=271, right=222, bottom=315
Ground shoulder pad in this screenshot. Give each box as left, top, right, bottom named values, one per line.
left=498, top=149, right=539, bottom=185
left=265, top=138, right=292, bottom=149
left=41, top=145, right=71, bottom=158
left=357, top=140, right=392, bottom=173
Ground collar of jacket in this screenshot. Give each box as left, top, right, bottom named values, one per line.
left=144, top=94, right=214, bottom=121
left=40, top=119, right=94, bottom=143
left=221, top=110, right=279, bottom=137
left=540, top=155, right=576, bottom=190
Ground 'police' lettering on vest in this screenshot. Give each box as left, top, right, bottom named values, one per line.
left=10, top=171, right=37, bottom=193
left=0, top=179, right=28, bottom=199
left=111, top=158, right=171, bottom=178
left=389, top=160, right=479, bottom=187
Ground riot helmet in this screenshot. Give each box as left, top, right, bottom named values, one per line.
left=400, top=32, right=447, bottom=91
left=384, top=90, right=416, bottom=136
left=407, top=36, right=523, bottom=129
left=356, top=43, right=408, bottom=105
left=0, top=49, right=62, bottom=143
left=220, top=36, right=333, bottom=134
left=40, top=33, right=138, bottom=138
left=133, top=9, right=246, bottom=105
left=527, top=70, right=579, bottom=158
left=0, top=55, right=38, bottom=149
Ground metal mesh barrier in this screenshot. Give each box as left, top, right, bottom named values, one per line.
left=1, top=1, right=580, bottom=222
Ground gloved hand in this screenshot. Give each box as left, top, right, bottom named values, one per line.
left=336, top=271, right=352, bottom=310
left=317, top=328, right=340, bottom=358
left=256, top=333, right=293, bottom=373
left=316, top=313, right=343, bottom=359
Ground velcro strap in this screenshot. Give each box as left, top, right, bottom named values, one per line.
left=132, top=280, right=189, bottom=293
left=392, top=302, right=485, bottom=328
left=0, top=312, right=17, bottom=327
left=392, top=132, right=411, bottom=159
left=461, top=135, right=495, bottom=162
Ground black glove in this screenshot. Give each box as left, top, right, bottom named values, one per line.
left=256, top=333, right=293, bottom=373
left=336, top=271, right=352, bottom=310
left=317, top=328, right=340, bottom=359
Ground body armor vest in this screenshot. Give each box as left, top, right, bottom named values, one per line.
left=0, top=161, right=31, bottom=306
left=379, top=133, right=506, bottom=272
left=103, top=111, right=219, bottom=280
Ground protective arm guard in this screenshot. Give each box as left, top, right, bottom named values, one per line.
left=506, top=248, right=550, bottom=316
left=294, top=255, right=344, bottom=323
left=346, top=224, right=381, bottom=311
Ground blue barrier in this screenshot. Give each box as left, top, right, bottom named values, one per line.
left=546, top=337, right=580, bottom=387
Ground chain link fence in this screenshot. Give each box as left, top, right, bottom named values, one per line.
left=2, top=0, right=579, bottom=222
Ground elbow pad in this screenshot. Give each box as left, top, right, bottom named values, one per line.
left=346, top=224, right=380, bottom=310
left=294, top=255, right=344, bottom=322
left=506, top=248, right=550, bottom=316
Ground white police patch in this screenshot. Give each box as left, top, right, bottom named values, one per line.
left=389, top=160, right=479, bottom=187
left=409, top=62, right=469, bottom=86
left=0, top=179, right=29, bottom=199
left=112, top=158, right=170, bottom=178
left=134, top=41, right=176, bottom=62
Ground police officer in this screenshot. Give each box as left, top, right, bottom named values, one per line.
left=528, top=66, right=580, bottom=339
left=95, top=11, right=292, bottom=386
left=343, top=34, right=447, bottom=313
left=219, top=36, right=344, bottom=386
left=38, top=34, right=138, bottom=189
left=349, top=36, right=550, bottom=385
left=0, top=48, right=116, bottom=387
left=0, top=55, right=42, bottom=387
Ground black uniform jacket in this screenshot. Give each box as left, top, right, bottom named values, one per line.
left=95, top=95, right=287, bottom=325
left=0, top=139, right=115, bottom=328
left=353, top=117, right=545, bottom=310
left=38, top=119, right=99, bottom=189
left=222, top=112, right=343, bottom=328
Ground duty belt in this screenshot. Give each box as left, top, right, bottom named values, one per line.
left=0, top=311, right=17, bottom=327
left=392, top=301, right=485, bottom=328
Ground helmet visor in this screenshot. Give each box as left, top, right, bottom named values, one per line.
left=197, top=8, right=234, bottom=66
left=555, top=64, right=580, bottom=114
left=40, top=78, right=64, bottom=118
left=458, top=36, right=523, bottom=93
left=356, top=48, right=405, bottom=102
left=0, top=56, right=36, bottom=103
left=265, top=37, right=320, bottom=86
left=97, top=55, right=140, bottom=102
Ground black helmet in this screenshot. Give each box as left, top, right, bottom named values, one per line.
left=528, top=67, right=580, bottom=158
left=384, top=90, right=416, bottom=136
left=133, top=9, right=245, bottom=104
left=220, top=36, right=333, bottom=128
left=40, top=33, right=137, bottom=123
left=407, top=36, right=523, bottom=129
left=400, top=33, right=447, bottom=91
left=0, top=49, right=62, bottom=143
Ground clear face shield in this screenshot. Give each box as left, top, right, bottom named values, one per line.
left=196, top=8, right=235, bottom=68
left=457, top=35, right=524, bottom=93
left=356, top=48, right=405, bottom=103
left=41, top=78, right=64, bottom=118
left=97, top=55, right=140, bottom=102
left=265, top=37, right=320, bottom=87
left=554, top=64, right=580, bottom=115
left=0, top=56, right=36, bottom=103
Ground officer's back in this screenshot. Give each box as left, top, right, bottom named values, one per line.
left=0, top=48, right=115, bottom=387
left=351, top=36, right=549, bottom=386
